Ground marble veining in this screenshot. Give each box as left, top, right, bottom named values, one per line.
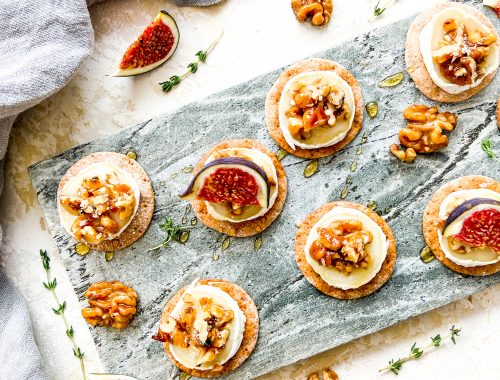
left=29, top=12, right=500, bottom=380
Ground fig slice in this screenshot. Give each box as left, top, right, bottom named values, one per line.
left=112, top=11, right=179, bottom=77
left=180, top=157, right=270, bottom=209
left=443, top=198, right=500, bottom=251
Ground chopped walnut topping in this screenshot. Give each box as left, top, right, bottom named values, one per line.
left=286, top=77, right=349, bottom=141
left=309, top=219, right=373, bottom=274
left=391, top=105, right=458, bottom=162
left=291, top=0, right=333, bottom=26
left=432, top=18, right=497, bottom=85
left=60, top=173, right=136, bottom=244
left=81, top=281, right=138, bottom=329
left=152, top=292, right=235, bottom=367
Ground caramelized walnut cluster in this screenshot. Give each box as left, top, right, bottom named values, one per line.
left=81, top=281, right=138, bottom=329
left=153, top=293, right=234, bottom=367
left=308, top=368, right=339, bottom=380
left=291, top=0, right=333, bottom=26
left=391, top=105, right=458, bottom=163
left=286, top=77, right=348, bottom=141
left=432, top=18, right=497, bottom=85
left=309, top=219, right=373, bottom=274
left=60, top=174, right=136, bottom=244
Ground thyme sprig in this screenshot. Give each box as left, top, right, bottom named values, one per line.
left=481, top=139, right=500, bottom=162
left=147, top=217, right=191, bottom=251
left=370, top=0, right=397, bottom=21
left=379, top=326, right=461, bottom=375
left=159, top=31, right=223, bottom=93
left=40, top=250, right=87, bottom=380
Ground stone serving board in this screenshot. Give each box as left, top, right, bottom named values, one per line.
left=29, top=6, right=500, bottom=380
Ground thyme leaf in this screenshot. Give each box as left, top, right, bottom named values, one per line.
left=481, top=139, right=500, bottom=162
left=379, top=325, right=461, bottom=375
left=40, top=250, right=86, bottom=380
left=370, top=0, right=397, bottom=21
left=147, top=217, right=191, bottom=251
left=159, top=31, right=223, bottom=93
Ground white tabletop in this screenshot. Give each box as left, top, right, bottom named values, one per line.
left=2, top=0, right=500, bottom=379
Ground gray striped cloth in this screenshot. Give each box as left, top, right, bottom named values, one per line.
left=0, top=0, right=224, bottom=379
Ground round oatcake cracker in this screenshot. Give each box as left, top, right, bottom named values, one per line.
left=423, top=175, right=500, bottom=276
left=188, top=139, right=287, bottom=237
left=265, top=58, right=364, bottom=159
left=57, top=152, right=155, bottom=252
left=405, top=2, right=500, bottom=103
left=160, top=279, right=259, bottom=378
left=295, top=201, right=397, bottom=299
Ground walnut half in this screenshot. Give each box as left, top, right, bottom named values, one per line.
left=81, top=281, right=138, bottom=329
left=291, top=0, right=333, bottom=26
left=390, top=104, right=457, bottom=163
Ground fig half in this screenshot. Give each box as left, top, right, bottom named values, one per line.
left=443, top=197, right=500, bottom=238
left=112, top=11, right=179, bottom=77
left=180, top=157, right=270, bottom=209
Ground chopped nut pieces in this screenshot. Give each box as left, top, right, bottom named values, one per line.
left=432, top=17, right=497, bottom=85
left=153, top=293, right=235, bottom=367
left=60, top=174, right=136, bottom=244
left=81, top=281, right=138, bottom=329
left=291, top=0, right=333, bottom=26
left=286, top=77, right=349, bottom=141
left=309, top=219, right=373, bottom=274
left=391, top=105, right=457, bottom=162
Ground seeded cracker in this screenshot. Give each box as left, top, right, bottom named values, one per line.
left=265, top=58, right=364, bottom=158
left=189, top=139, right=287, bottom=237
left=57, top=152, right=154, bottom=252
left=405, top=3, right=499, bottom=103
left=161, top=279, right=259, bottom=378
left=423, top=175, right=500, bottom=276
left=295, top=201, right=397, bottom=299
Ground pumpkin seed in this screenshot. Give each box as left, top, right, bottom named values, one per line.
left=254, top=236, right=262, bottom=252
left=190, top=217, right=197, bottom=226
left=350, top=161, right=357, bottom=172
left=181, top=217, right=187, bottom=225
left=384, top=206, right=392, bottom=214
left=367, top=201, right=378, bottom=210
left=361, top=133, right=368, bottom=143
left=340, top=185, right=349, bottom=199
left=222, top=236, right=230, bottom=251
left=378, top=71, right=404, bottom=88
left=276, top=148, right=288, bottom=161
left=345, top=175, right=352, bottom=185
left=212, top=254, right=219, bottom=261
left=126, top=151, right=137, bottom=160
left=407, top=66, right=416, bottom=73
left=179, top=372, right=192, bottom=380
left=75, top=243, right=90, bottom=256
left=420, top=246, right=435, bottom=263
left=182, top=166, right=193, bottom=173
left=356, top=147, right=363, bottom=155
left=105, top=251, right=114, bottom=262
left=170, top=172, right=178, bottom=179
left=303, top=160, right=319, bottom=178
left=365, top=101, right=379, bottom=118
left=179, top=231, right=190, bottom=243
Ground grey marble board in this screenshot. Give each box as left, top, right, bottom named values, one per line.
left=29, top=4, right=500, bottom=380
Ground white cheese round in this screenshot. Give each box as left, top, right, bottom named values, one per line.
left=438, top=189, right=500, bottom=267
left=419, top=7, right=499, bottom=94
left=304, top=207, right=388, bottom=290
left=278, top=71, right=355, bottom=150
left=169, top=283, right=246, bottom=370
left=58, top=162, right=140, bottom=240
left=204, top=147, right=278, bottom=223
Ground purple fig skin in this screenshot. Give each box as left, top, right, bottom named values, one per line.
left=443, top=198, right=500, bottom=232
left=179, top=157, right=271, bottom=206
